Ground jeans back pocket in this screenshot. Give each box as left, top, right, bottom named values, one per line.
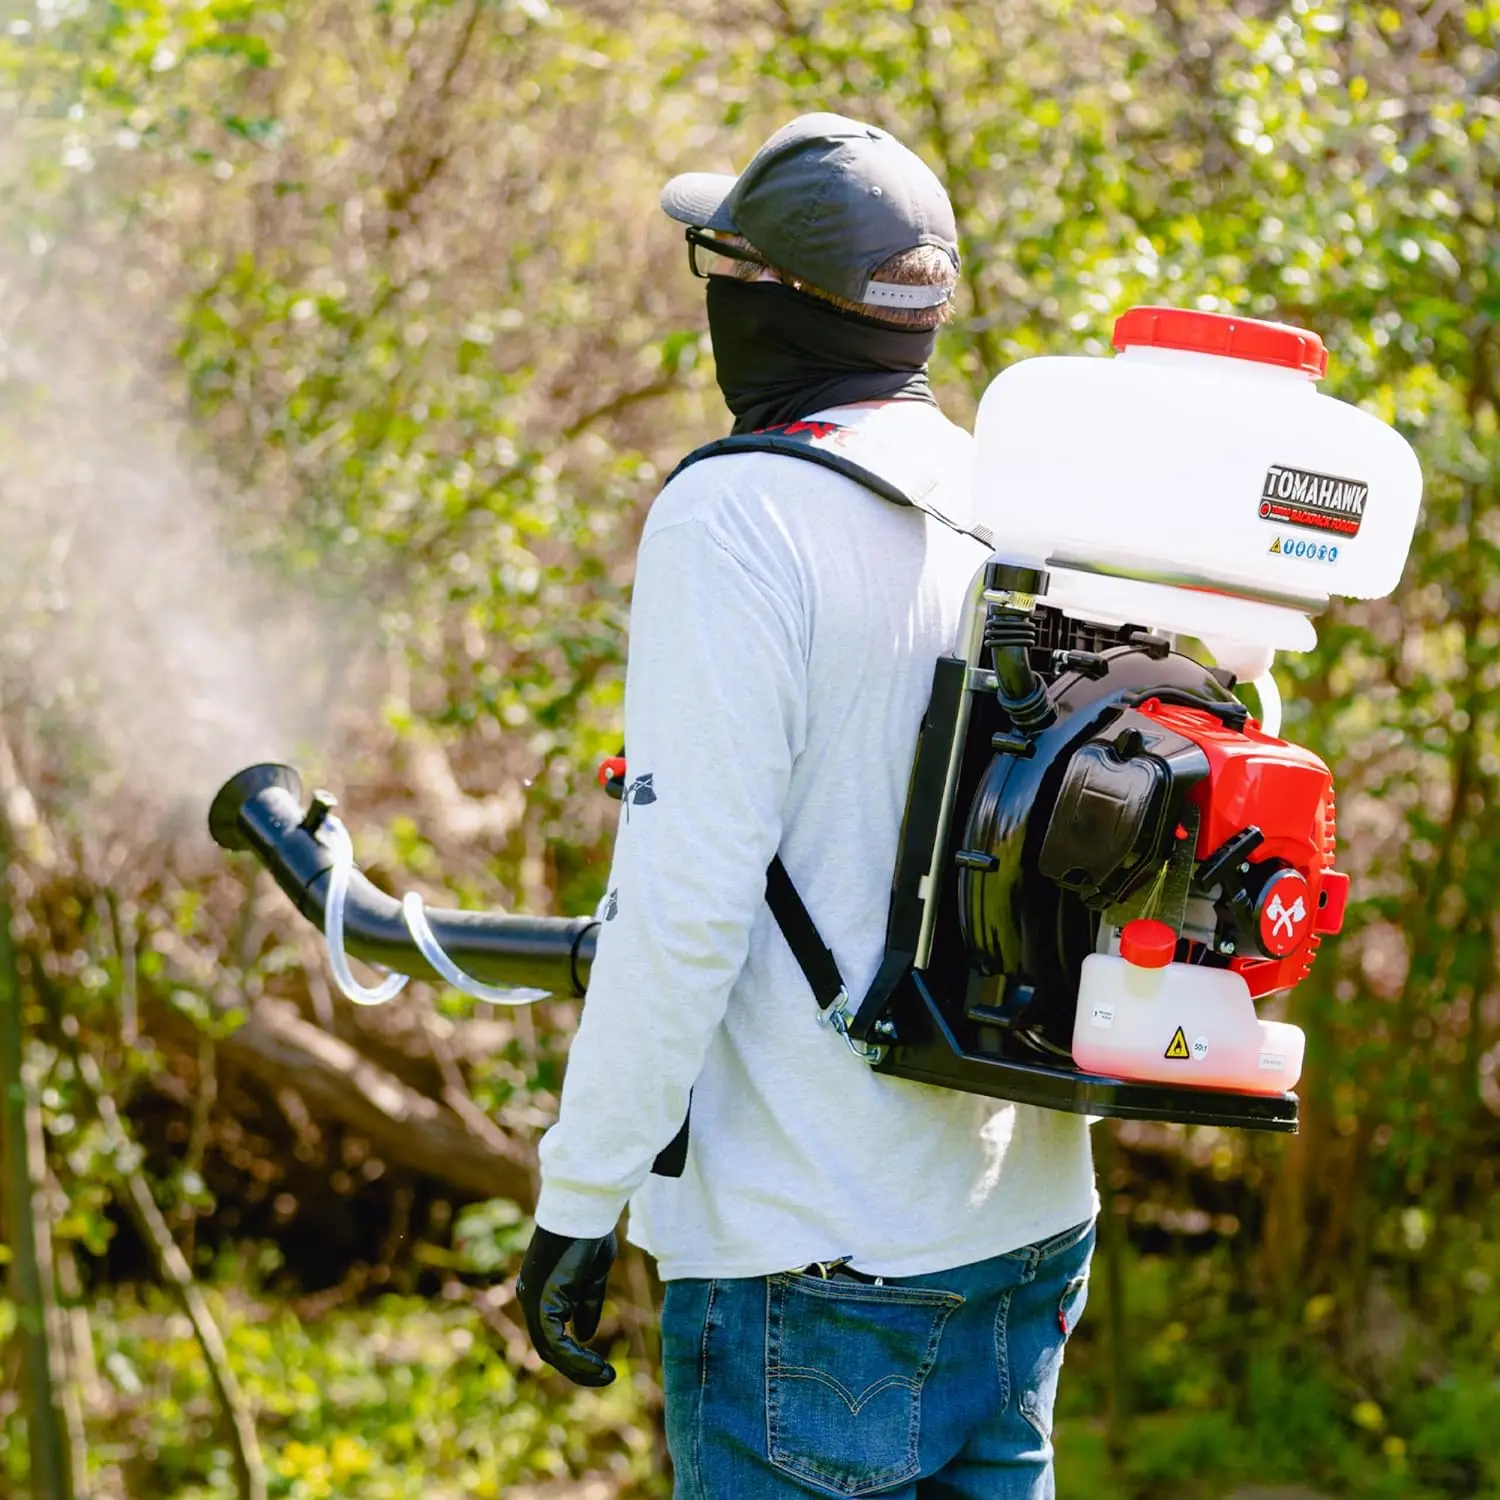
left=765, top=1274, right=962, bottom=1497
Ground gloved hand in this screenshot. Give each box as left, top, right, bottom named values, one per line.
left=516, top=1225, right=618, bottom=1386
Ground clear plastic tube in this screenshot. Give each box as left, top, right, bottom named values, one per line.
left=1252, top=669, right=1283, bottom=738
left=324, top=818, right=410, bottom=1006
left=400, top=893, right=550, bottom=1005
left=321, top=816, right=551, bottom=1008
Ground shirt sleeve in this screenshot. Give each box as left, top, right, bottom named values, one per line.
left=533, top=511, right=807, bottom=1238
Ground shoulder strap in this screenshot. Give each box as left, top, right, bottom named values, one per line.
left=668, top=419, right=979, bottom=1020
left=648, top=422, right=982, bottom=1177
left=665, top=420, right=995, bottom=550
left=648, top=858, right=850, bottom=1181
left=765, top=855, right=847, bottom=1014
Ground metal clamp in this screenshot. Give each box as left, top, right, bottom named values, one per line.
left=798, top=1256, right=886, bottom=1286
left=982, top=588, right=1039, bottom=612
left=817, top=989, right=889, bottom=1064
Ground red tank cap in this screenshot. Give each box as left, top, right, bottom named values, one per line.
left=1113, top=305, right=1328, bottom=378
left=1120, top=918, right=1177, bottom=969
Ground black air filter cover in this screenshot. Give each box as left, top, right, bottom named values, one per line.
left=954, top=644, right=1237, bottom=1052
left=1037, top=710, right=1209, bottom=908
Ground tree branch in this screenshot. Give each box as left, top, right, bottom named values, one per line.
left=559, top=375, right=681, bottom=443
left=214, top=997, right=537, bottom=1204
left=70, top=1042, right=268, bottom=1500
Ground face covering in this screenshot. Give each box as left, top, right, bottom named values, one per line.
left=705, top=277, right=939, bottom=435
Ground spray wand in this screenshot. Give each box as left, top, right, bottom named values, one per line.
left=208, top=763, right=598, bottom=1004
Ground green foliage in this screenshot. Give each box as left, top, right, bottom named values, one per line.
left=0, top=0, right=1498, bottom=1494
left=2, top=1287, right=665, bottom=1498
left=450, top=1199, right=530, bottom=1276
left=1056, top=1225, right=1500, bottom=1499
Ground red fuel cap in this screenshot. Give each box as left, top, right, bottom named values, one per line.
left=1255, top=868, right=1314, bottom=957
left=1120, top=919, right=1176, bottom=969
left=1113, top=305, right=1328, bottom=377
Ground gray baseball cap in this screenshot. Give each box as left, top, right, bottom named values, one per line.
left=660, top=112, right=959, bottom=312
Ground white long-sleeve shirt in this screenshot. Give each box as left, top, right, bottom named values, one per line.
left=535, top=400, right=1095, bottom=1281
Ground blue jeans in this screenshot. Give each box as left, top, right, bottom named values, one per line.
left=660, top=1218, right=1095, bottom=1499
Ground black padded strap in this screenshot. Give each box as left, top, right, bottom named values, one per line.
left=652, top=424, right=963, bottom=1180
left=669, top=432, right=913, bottom=507
left=648, top=859, right=844, bottom=1181
left=665, top=424, right=994, bottom=550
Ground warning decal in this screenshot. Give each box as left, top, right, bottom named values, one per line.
left=1164, top=1026, right=1191, bottom=1060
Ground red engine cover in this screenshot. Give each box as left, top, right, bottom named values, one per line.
left=1134, top=697, right=1346, bottom=997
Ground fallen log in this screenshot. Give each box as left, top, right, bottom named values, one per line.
left=215, top=997, right=536, bottom=1205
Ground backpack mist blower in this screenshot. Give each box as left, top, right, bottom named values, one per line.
left=209, top=307, right=1423, bottom=1143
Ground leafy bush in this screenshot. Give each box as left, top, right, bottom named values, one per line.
left=3, top=1286, right=667, bottom=1500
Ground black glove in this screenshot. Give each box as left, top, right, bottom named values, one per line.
left=516, top=1225, right=618, bottom=1387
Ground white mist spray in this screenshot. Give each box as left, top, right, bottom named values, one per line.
left=0, top=257, right=332, bottom=842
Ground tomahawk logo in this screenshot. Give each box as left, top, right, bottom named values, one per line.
left=622, top=772, right=657, bottom=822
left=1266, top=890, right=1306, bottom=941
left=1259, top=464, right=1368, bottom=538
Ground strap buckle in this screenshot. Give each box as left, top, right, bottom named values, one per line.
left=799, top=1256, right=886, bottom=1286
left=817, top=988, right=888, bottom=1064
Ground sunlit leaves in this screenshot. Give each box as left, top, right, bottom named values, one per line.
left=0, top=5, right=1498, bottom=1489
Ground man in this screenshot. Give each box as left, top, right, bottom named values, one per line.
left=518, top=113, right=1097, bottom=1498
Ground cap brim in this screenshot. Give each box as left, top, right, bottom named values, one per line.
left=660, top=172, right=740, bottom=231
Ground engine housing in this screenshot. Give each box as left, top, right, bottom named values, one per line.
left=855, top=567, right=1348, bottom=1132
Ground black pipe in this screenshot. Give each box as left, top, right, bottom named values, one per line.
left=984, top=561, right=1057, bottom=735
left=208, top=763, right=597, bottom=996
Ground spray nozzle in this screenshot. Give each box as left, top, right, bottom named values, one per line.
left=207, top=761, right=305, bottom=852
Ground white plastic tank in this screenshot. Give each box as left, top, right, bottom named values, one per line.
left=971, top=307, right=1424, bottom=652
left=1071, top=922, right=1305, bottom=1095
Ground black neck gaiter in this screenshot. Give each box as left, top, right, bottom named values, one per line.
left=705, top=278, right=938, bottom=435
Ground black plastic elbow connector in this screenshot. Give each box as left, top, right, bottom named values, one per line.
left=983, top=561, right=1057, bottom=736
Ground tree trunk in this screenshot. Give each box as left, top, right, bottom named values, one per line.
left=0, top=840, right=75, bottom=1500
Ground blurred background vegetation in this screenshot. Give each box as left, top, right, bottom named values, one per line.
left=0, top=0, right=1496, bottom=1495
